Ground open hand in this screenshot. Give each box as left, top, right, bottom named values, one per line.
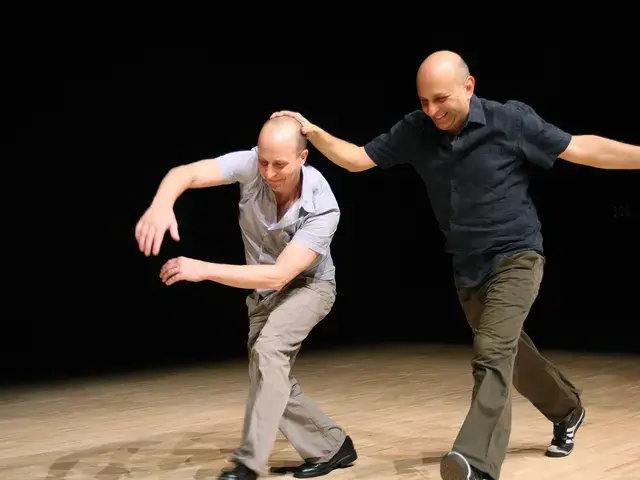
left=270, top=110, right=316, bottom=136
left=160, top=256, right=209, bottom=286
left=135, top=203, right=180, bottom=256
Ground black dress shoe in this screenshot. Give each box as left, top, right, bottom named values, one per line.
left=218, top=462, right=257, bottom=480
left=288, top=435, right=358, bottom=478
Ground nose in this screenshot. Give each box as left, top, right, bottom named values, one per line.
left=427, top=104, right=439, bottom=118
left=265, top=168, right=277, bottom=180
left=421, top=102, right=438, bottom=118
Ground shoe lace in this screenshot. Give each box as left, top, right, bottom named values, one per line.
left=552, top=421, right=567, bottom=444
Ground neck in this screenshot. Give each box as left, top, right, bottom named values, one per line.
left=274, top=175, right=302, bottom=207
left=449, top=113, right=469, bottom=136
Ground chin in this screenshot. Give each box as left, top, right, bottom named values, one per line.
left=431, top=114, right=452, bottom=130
left=441, top=117, right=459, bottom=132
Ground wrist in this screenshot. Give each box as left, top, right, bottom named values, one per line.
left=201, top=261, right=218, bottom=280
left=151, top=194, right=176, bottom=210
left=307, top=125, right=322, bottom=139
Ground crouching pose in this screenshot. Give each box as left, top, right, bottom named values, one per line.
left=135, top=116, right=357, bottom=479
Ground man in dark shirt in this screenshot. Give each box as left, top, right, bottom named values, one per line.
left=271, top=51, right=639, bottom=479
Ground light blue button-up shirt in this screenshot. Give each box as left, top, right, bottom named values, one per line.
left=216, top=147, right=341, bottom=296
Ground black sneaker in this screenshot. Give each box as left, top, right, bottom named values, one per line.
left=545, top=405, right=586, bottom=458
left=440, top=451, right=488, bottom=480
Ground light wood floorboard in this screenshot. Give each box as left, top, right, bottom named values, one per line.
left=1, top=344, right=638, bottom=479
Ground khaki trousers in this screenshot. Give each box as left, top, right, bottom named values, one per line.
left=231, top=278, right=346, bottom=476
left=453, top=251, right=582, bottom=480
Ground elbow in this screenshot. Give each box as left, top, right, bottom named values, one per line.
left=268, top=271, right=292, bottom=292
left=346, top=163, right=365, bottom=173
left=169, top=164, right=197, bottom=186
left=169, top=164, right=188, bottom=176
left=345, top=146, right=374, bottom=172
left=269, top=279, right=288, bottom=292
left=347, top=164, right=370, bottom=173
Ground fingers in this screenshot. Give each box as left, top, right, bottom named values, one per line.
left=271, top=110, right=303, bottom=122
left=270, top=111, right=313, bottom=136
left=134, top=219, right=143, bottom=242
left=135, top=210, right=179, bottom=257
left=135, top=221, right=145, bottom=250
left=169, top=221, right=180, bottom=242
left=144, top=226, right=156, bottom=256
left=159, top=258, right=175, bottom=282
left=136, top=222, right=151, bottom=255
left=135, top=221, right=163, bottom=257
left=135, top=218, right=179, bottom=256
left=150, top=221, right=180, bottom=256
left=160, top=257, right=181, bottom=285
left=151, top=228, right=164, bottom=256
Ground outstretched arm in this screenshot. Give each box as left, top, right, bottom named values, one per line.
left=511, top=100, right=640, bottom=171
left=559, top=135, right=640, bottom=169
left=271, top=111, right=376, bottom=172
left=160, top=241, right=319, bottom=291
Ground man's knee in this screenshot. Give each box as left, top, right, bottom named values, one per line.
left=250, top=335, right=289, bottom=370
left=472, top=332, right=518, bottom=367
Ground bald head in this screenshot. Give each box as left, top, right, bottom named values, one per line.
left=417, top=50, right=470, bottom=85
left=416, top=51, right=475, bottom=134
left=256, top=115, right=308, bottom=196
left=259, top=115, right=307, bottom=155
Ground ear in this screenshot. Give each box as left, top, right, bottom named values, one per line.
left=300, top=148, right=309, bottom=164
left=465, top=75, right=475, bottom=97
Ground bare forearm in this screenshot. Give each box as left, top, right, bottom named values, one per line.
left=152, top=159, right=225, bottom=207
left=204, top=263, right=286, bottom=291
left=563, top=135, right=640, bottom=169
left=152, top=165, right=194, bottom=207
left=307, top=128, right=373, bottom=172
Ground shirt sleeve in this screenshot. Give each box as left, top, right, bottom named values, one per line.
left=215, top=147, right=260, bottom=185
left=508, top=101, right=572, bottom=170
left=363, top=111, right=422, bottom=169
left=291, top=207, right=340, bottom=256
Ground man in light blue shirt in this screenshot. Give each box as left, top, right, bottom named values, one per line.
left=135, top=116, right=357, bottom=479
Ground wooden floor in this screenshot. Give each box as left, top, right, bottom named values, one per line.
left=1, top=344, right=639, bottom=479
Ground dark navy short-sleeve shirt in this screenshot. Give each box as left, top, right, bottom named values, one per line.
left=364, top=95, right=572, bottom=289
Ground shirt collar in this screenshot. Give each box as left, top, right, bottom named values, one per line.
left=262, top=164, right=315, bottom=230
left=299, top=165, right=315, bottom=213
left=467, top=94, right=486, bottom=126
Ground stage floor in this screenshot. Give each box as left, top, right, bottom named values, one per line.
left=1, top=344, right=638, bottom=479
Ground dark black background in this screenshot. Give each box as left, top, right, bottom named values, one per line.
left=5, top=42, right=639, bottom=386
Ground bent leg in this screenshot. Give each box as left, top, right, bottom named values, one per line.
left=513, top=330, right=581, bottom=422
left=232, top=280, right=343, bottom=475
left=458, top=256, right=582, bottom=424
left=277, top=282, right=346, bottom=462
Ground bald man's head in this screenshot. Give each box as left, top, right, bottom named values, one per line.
left=259, top=115, right=307, bottom=155
left=416, top=50, right=475, bottom=133
left=256, top=115, right=308, bottom=196
left=417, top=50, right=470, bottom=84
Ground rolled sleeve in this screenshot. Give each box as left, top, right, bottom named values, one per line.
left=292, top=207, right=340, bottom=256
left=216, top=147, right=260, bottom=185
left=508, top=101, right=572, bottom=170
